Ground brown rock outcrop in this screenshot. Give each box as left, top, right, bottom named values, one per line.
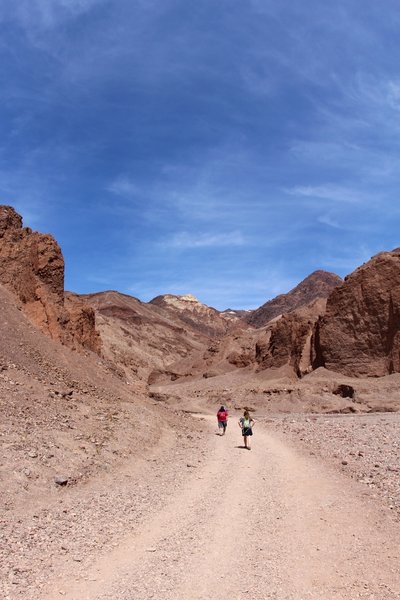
left=247, top=270, right=342, bottom=328
left=255, top=299, right=327, bottom=376
left=0, top=205, right=100, bottom=353
left=64, top=292, right=101, bottom=353
left=315, top=249, right=400, bottom=376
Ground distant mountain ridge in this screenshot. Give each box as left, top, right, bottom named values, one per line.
left=246, top=270, right=342, bottom=328
left=150, top=293, right=238, bottom=337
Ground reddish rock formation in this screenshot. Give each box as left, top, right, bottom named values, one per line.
left=255, top=298, right=327, bottom=376
left=315, top=249, right=400, bottom=377
left=247, top=270, right=342, bottom=328
left=64, top=292, right=101, bottom=353
left=0, top=205, right=100, bottom=353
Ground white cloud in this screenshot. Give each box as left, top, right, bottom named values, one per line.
left=387, top=80, right=400, bottom=111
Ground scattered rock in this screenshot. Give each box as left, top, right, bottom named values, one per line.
left=54, top=476, right=69, bottom=486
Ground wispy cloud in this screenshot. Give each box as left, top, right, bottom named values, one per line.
left=166, top=231, right=246, bottom=249
left=320, top=244, right=374, bottom=274
left=285, top=184, right=364, bottom=204
left=317, top=214, right=342, bottom=229
left=1, top=0, right=105, bottom=31
left=127, top=266, right=298, bottom=310
left=2, top=0, right=400, bottom=308
left=107, top=176, right=141, bottom=198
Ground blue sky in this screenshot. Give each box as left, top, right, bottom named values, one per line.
left=1, top=0, right=400, bottom=309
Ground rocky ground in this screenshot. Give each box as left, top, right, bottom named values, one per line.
left=3, top=396, right=400, bottom=599
left=268, top=412, right=400, bottom=518
left=1, top=408, right=206, bottom=598
left=34, top=413, right=400, bottom=600
left=0, top=283, right=207, bottom=598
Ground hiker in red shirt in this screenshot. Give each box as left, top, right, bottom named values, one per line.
left=216, top=405, right=229, bottom=436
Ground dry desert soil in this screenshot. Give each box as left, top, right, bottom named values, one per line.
left=3, top=408, right=400, bottom=600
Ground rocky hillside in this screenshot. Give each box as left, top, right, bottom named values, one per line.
left=247, top=270, right=342, bottom=327
left=80, top=290, right=213, bottom=382
left=0, top=281, right=157, bottom=512
left=0, top=206, right=100, bottom=353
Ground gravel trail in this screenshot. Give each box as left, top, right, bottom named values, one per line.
left=43, top=416, right=400, bottom=600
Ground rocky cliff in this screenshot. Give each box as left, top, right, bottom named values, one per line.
left=0, top=206, right=100, bottom=353
left=255, top=298, right=327, bottom=376
left=315, top=249, right=400, bottom=377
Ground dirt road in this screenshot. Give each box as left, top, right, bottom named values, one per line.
left=44, top=416, right=400, bottom=600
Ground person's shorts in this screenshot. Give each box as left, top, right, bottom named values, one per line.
left=242, top=427, right=253, bottom=436
left=218, top=421, right=227, bottom=429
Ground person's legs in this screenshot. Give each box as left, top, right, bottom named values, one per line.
left=243, top=434, right=247, bottom=448
left=247, top=429, right=252, bottom=450
left=222, top=422, right=227, bottom=435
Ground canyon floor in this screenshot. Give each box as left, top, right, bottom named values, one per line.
left=3, top=405, right=400, bottom=600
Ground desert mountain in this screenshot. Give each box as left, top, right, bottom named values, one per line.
left=2, top=205, right=400, bottom=386
left=246, top=270, right=342, bottom=327
left=79, top=290, right=217, bottom=382
left=149, top=293, right=241, bottom=336
left=150, top=296, right=328, bottom=385
left=3, top=207, right=400, bottom=599
left=79, top=290, right=246, bottom=383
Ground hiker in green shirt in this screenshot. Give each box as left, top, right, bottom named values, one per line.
left=238, top=410, right=255, bottom=450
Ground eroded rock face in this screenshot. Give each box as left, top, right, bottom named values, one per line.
left=256, top=314, right=316, bottom=376
left=315, top=249, right=400, bottom=376
left=64, top=292, right=101, bottom=353
left=0, top=206, right=100, bottom=353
